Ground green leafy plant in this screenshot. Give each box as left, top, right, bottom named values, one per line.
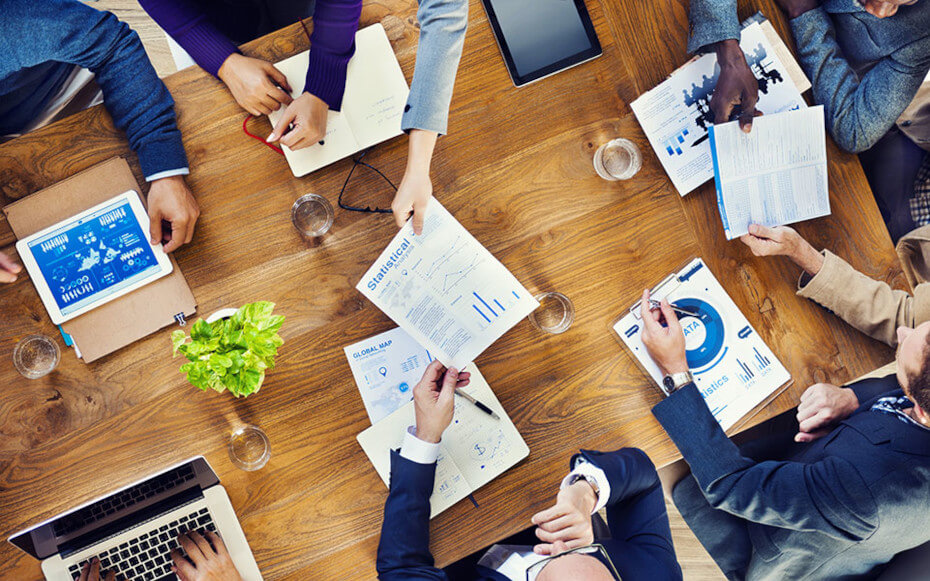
left=171, top=301, right=285, bottom=397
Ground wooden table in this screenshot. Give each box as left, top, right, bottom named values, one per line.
left=0, top=0, right=904, bottom=578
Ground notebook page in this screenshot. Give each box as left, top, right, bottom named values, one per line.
left=439, top=367, right=530, bottom=492
left=341, top=23, right=409, bottom=148
left=267, top=50, right=360, bottom=176
left=357, top=397, right=472, bottom=518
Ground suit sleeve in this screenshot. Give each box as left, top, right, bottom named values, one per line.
left=789, top=7, right=930, bottom=153
left=797, top=250, right=930, bottom=346
left=687, top=0, right=740, bottom=54
left=847, top=375, right=904, bottom=412
left=579, top=449, right=681, bottom=578
left=376, top=451, right=447, bottom=580
left=2, top=0, right=187, bottom=178
left=653, top=384, right=879, bottom=540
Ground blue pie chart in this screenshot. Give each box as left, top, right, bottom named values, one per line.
left=675, top=297, right=725, bottom=369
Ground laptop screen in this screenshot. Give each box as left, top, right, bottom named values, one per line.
left=8, top=457, right=219, bottom=560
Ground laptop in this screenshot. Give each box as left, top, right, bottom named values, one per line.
left=8, top=457, right=262, bottom=581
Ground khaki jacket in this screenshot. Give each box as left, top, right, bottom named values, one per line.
left=797, top=225, right=930, bottom=346
left=899, top=81, right=930, bottom=151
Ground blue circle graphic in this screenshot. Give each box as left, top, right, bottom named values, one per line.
left=675, top=297, right=725, bottom=369
left=398, top=382, right=409, bottom=393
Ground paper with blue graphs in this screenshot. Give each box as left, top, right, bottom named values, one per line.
left=357, top=199, right=539, bottom=369
left=614, top=258, right=792, bottom=430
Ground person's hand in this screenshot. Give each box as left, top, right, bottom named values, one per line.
left=170, top=531, right=244, bottom=581
left=531, top=481, right=597, bottom=556
left=740, top=224, right=825, bottom=275
left=774, top=0, right=821, bottom=19
left=217, top=53, right=292, bottom=116
left=412, top=360, right=471, bottom=443
left=795, top=383, right=859, bottom=442
left=392, top=129, right=438, bottom=235
left=861, top=0, right=914, bottom=19
left=267, top=92, right=328, bottom=150
left=147, top=176, right=200, bottom=253
left=0, top=250, right=22, bottom=283
left=76, top=558, right=115, bottom=581
left=711, top=39, right=760, bottom=133
left=639, top=289, right=688, bottom=376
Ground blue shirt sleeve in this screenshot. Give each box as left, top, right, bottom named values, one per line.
left=1, top=0, right=188, bottom=178
left=790, top=7, right=930, bottom=153
left=687, top=0, right=740, bottom=54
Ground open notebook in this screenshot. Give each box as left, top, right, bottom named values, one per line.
left=268, top=23, right=410, bottom=177
left=357, top=366, right=530, bottom=518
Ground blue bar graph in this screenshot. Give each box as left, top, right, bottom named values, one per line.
left=736, top=358, right=754, bottom=383
left=753, top=347, right=771, bottom=370
left=494, top=299, right=505, bottom=311
left=473, top=304, right=491, bottom=323
left=473, top=292, right=497, bottom=317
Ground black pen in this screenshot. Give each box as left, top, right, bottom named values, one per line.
left=455, top=391, right=501, bottom=420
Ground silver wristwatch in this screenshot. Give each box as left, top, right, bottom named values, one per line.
left=568, top=473, right=600, bottom=495
left=662, top=370, right=693, bottom=396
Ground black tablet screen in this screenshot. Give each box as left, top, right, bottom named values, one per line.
left=486, top=0, right=597, bottom=79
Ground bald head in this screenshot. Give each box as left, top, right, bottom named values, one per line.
left=535, top=553, right=614, bottom=581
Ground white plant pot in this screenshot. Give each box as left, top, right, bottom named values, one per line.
left=206, top=308, right=238, bottom=323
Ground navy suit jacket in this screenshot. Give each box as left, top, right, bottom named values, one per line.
left=653, top=374, right=930, bottom=579
left=375, top=447, right=682, bottom=580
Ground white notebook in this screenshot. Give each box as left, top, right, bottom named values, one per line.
left=268, top=23, right=410, bottom=177
left=357, top=366, right=530, bottom=518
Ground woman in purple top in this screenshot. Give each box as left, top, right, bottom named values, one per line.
left=139, top=0, right=361, bottom=150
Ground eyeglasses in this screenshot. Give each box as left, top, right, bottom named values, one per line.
left=525, top=544, right=621, bottom=581
left=337, top=147, right=396, bottom=214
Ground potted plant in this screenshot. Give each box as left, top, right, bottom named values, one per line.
left=171, top=301, right=285, bottom=397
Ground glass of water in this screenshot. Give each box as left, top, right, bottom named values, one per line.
left=291, top=193, right=334, bottom=238
left=593, top=138, right=642, bottom=181
left=13, top=334, right=60, bottom=379
left=228, top=425, right=271, bottom=471
left=528, top=292, right=575, bottom=334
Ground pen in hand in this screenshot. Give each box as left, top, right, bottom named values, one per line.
left=455, top=390, right=501, bottom=421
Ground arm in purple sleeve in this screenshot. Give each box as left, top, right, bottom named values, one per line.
left=138, top=0, right=240, bottom=77
left=304, top=0, right=361, bottom=111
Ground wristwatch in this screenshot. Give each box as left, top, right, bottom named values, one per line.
left=662, top=370, right=693, bottom=396
left=567, top=473, right=600, bottom=496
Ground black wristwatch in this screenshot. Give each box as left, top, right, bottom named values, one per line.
left=662, top=370, right=693, bottom=396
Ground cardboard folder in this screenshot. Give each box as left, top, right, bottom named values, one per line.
left=2, top=157, right=197, bottom=363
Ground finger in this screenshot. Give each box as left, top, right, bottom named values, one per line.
left=660, top=299, right=682, bottom=331
left=265, top=63, right=292, bottom=94
left=148, top=209, right=164, bottom=246
left=206, top=531, right=230, bottom=557
left=550, top=540, right=571, bottom=556
left=795, top=428, right=830, bottom=443
left=170, top=550, right=196, bottom=581
left=0, top=251, right=22, bottom=274
left=90, top=558, right=100, bottom=581
left=640, top=289, right=661, bottom=333
left=259, top=94, right=281, bottom=114
left=438, top=367, right=459, bottom=403
left=419, top=359, right=447, bottom=387
left=799, top=384, right=818, bottom=402
left=161, top=221, right=184, bottom=253
left=78, top=560, right=91, bottom=581
left=392, top=198, right=410, bottom=229
left=710, top=93, right=735, bottom=125
left=269, top=106, right=298, bottom=142
left=535, top=513, right=577, bottom=533
left=188, top=530, right=214, bottom=556
left=533, top=543, right=554, bottom=556
left=104, top=570, right=115, bottom=581
left=178, top=532, right=205, bottom=565
left=265, top=81, right=292, bottom=106
left=279, top=126, right=303, bottom=149
left=531, top=504, right=570, bottom=526
left=183, top=211, right=197, bottom=244
left=412, top=203, right=426, bottom=236
left=748, top=224, right=777, bottom=240
left=0, top=270, right=17, bottom=283
left=799, top=409, right=832, bottom=433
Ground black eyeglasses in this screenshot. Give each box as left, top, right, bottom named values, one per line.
left=337, top=147, right=396, bottom=214
left=525, top=544, right=621, bottom=580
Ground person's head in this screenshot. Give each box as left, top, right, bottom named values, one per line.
left=534, top=542, right=615, bottom=581
left=861, top=0, right=918, bottom=18
left=895, top=321, right=930, bottom=425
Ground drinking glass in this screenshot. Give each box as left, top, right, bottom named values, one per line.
left=291, top=193, right=334, bottom=238
left=13, top=334, right=60, bottom=379
left=528, top=292, right=575, bottom=334
left=593, top=138, right=642, bottom=181
left=228, top=425, right=271, bottom=471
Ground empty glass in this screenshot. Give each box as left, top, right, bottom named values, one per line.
left=291, top=193, right=334, bottom=238
left=228, top=425, right=271, bottom=471
left=528, top=292, right=575, bottom=334
left=13, top=334, right=60, bottom=379
left=593, top=138, right=642, bottom=181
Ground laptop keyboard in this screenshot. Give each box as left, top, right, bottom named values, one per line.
left=68, top=507, right=217, bottom=581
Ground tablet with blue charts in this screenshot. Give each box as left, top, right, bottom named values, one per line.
left=16, top=191, right=173, bottom=325
left=481, top=0, right=602, bottom=87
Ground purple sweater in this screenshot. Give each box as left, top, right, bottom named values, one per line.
left=139, top=0, right=361, bottom=110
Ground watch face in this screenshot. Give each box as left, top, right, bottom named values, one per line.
left=663, top=376, right=675, bottom=390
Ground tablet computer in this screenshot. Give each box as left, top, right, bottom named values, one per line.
left=16, top=191, right=173, bottom=325
left=481, top=0, right=602, bottom=87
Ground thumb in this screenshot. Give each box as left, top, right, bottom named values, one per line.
left=0, top=251, right=21, bottom=274
left=412, top=203, right=426, bottom=236
left=268, top=104, right=297, bottom=142
left=439, top=367, right=459, bottom=402
left=149, top=208, right=164, bottom=245
left=795, top=429, right=829, bottom=443
left=660, top=299, right=682, bottom=331
left=748, top=224, right=775, bottom=239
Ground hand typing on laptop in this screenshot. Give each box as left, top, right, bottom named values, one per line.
left=170, top=531, right=243, bottom=581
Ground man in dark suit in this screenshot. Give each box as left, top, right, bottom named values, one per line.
left=375, top=360, right=682, bottom=580
left=639, top=289, right=930, bottom=580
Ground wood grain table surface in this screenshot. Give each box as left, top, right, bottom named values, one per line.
left=0, top=0, right=904, bottom=578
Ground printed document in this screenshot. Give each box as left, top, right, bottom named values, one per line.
left=631, top=22, right=806, bottom=196
left=344, top=327, right=434, bottom=423
left=710, top=106, right=829, bottom=240
left=268, top=23, right=409, bottom=177
left=357, top=366, right=530, bottom=517
left=357, top=199, right=539, bottom=369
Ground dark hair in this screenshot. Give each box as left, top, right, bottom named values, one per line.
left=905, top=333, right=930, bottom=414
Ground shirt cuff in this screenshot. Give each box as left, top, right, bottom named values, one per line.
left=146, top=168, right=190, bottom=182
left=399, top=426, right=440, bottom=464
left=560, top=457, right=611, bottom=513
